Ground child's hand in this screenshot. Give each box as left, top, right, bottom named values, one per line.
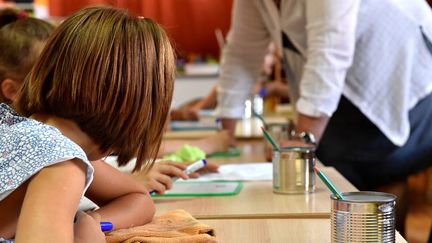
left=139, top=161, right=219, bottom=194
left=170, top=108, right=199, bottom=121
left=74, top=211, right=106, bottom=243
left=263, top=81, right=290, bottom=99
left=143, top=161, right=189, bottom=194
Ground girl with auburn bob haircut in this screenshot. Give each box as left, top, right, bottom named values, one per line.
left=0, top=6, right=175, bottom=242
left=18, top=7, right=175, bottom=172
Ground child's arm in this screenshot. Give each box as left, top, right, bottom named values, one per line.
left=170, top=85, right=218, bottom=121
left=15, top=159, right=104, bottom=243
left=189, top=85, right=218, bottom=111
left=264, top=81, right=290, bottom=99
left=85, top=159, right=155, bottom=229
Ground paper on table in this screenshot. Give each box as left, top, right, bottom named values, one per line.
left=184, top=163, right=272, bottom=181
left=105, top=157, right=272, bottom=181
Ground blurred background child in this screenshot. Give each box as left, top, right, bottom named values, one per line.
left=0, top=8, right=54, bottom=103
left=170, top=42, right=290, bottom=121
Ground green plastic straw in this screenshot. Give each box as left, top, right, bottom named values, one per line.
left=314, top=167, right=344, bottom=200
left=252, top=109, right=268, bottom=128
left=261, top=126, right=280, bottom=151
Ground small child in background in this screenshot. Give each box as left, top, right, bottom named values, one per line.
left=171, top=42, right=290, bottom=121
left=0, top=6, right=175, bottom=242
left=0, top=8, right=54, bottom=103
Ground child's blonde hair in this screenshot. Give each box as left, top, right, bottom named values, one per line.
left=17, top=6, right=175, bottom=172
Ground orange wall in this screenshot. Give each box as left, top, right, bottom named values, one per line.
left=48, top=0, right=233, bottom=59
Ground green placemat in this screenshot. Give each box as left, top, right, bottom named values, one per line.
left=152, top=181, right=243, bottom=197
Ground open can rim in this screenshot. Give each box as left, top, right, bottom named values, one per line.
left=274, top=146, right=315, bottom=152
left=330, top=191, right=397, bottom=203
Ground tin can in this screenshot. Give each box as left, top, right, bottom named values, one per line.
left=272, top=146, right=316, bottom=194
left=331, top=191, right=396, bottom=243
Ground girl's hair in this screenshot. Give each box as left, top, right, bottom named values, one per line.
left=0, top=8, right=54, bottom=103
left=17, top=6, right=176, bottom=172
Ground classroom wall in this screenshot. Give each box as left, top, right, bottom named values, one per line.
left=48, top=0, right=233, bottom=58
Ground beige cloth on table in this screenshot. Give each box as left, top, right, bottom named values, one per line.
left=106, top=209, right=217, bottom=243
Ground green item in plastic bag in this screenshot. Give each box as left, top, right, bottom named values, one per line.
left=162, top=144, right=206, bottom=163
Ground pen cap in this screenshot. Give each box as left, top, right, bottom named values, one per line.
left=100, top=221, right=113, bottom=231
left=184, top=159, right=207, bottom=175
left=258, top=87, right=267, bottom=97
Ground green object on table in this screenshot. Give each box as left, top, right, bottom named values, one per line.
left=208, top=146, right=241, bottom=158
left=163, top=144, right=206, bottom=163
left=314, top=167, right=344, bottom=200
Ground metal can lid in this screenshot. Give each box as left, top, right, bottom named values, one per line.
left=278, top=146, right=315, bottom=152
left=331, top=191, right=396, bottom=202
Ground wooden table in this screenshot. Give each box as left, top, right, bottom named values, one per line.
left=154, top=139, right=357, bottom=219
left=151, top=139, right=408, bottom=242
left=200, top=218, right=407, bottom=243
left=154, top=167, right=356, bottom=219
left=154, top=139, right=341, bottom=219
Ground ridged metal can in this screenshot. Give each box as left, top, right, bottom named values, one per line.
left=272, top=146, right=315, bottom=194
left=331, top=191, right=396, bottom=243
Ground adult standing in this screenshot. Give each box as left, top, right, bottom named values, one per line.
left=215, top=0, right=432, bottom=233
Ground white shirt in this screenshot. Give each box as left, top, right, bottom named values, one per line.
left=215, top=0, right=432, bottom=146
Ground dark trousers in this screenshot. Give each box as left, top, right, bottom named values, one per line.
left=316, top=94, right=432, bottom=190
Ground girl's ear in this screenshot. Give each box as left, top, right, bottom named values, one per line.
left=1, top=78, right=20, bottom=102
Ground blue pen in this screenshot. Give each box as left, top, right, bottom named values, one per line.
left=74, top=211, right=113, bottom=232
left=100, top=221, right=113, bottom=232
left=150, top=159, right=207, bottom=195
left=215, top=118, right=222, bottom=130
left=258, top=86, right=267, bottom=97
